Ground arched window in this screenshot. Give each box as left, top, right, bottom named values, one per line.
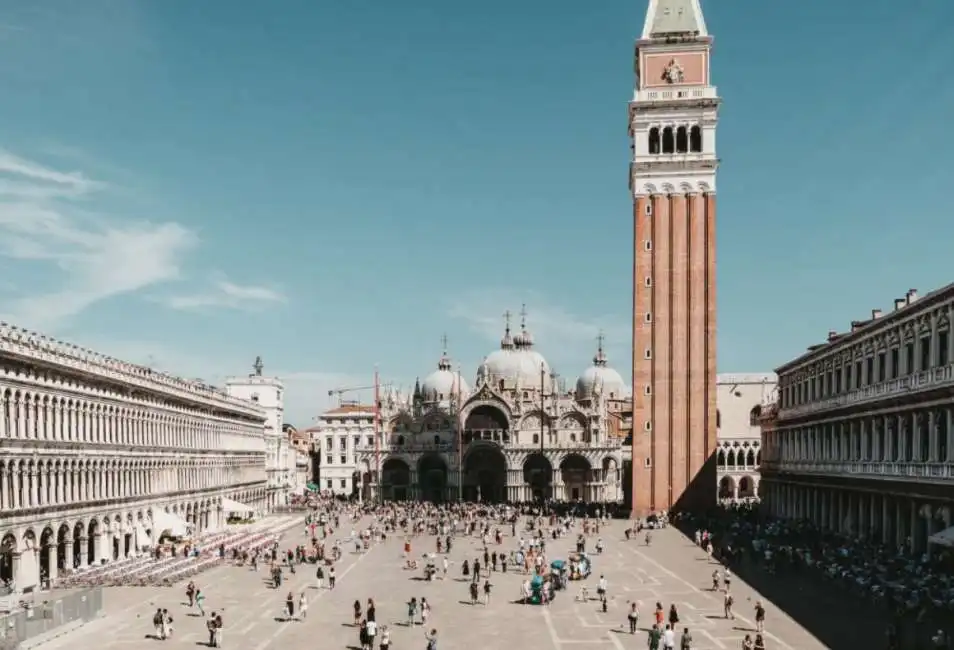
left=749, top=405, right=762, bottom=426
left=661, top=127, right=675, bottom=154
left=648, top=127, right=660, bottom=154
left=726, top=449, right=736, bottom=468
left=675, top=126, right=688, bottom=153
left=689, top=125, right=703, bottom=152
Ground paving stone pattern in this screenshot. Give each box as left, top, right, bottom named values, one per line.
left=37, top=520, right=826, bottom=649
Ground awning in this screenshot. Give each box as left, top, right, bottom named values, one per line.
left=306, top=482, right=319, bottom=492
left=153, top=510, right=190, bottom=539
left=135, top=522, right=151, bottom=549
left=929, top=526, right=954, bottom=547
left=222, top=497, right=254, bottom=515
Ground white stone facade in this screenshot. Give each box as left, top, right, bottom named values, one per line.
left=312, top=405, right=375, bottom=496
left=354, top=315, right=629, bottom=504
left=761, top=285, right=954, bottom=555
left=715, top=373, right=775, bottom=502
left=0, top=323, right=268, bottom=592
left=225, top=360, right=288, bottom=510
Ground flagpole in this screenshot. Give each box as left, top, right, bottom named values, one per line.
left=457, top=365, right=463, bottom=502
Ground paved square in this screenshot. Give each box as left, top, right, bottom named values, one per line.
left=38, top=518, right=825, bottom=649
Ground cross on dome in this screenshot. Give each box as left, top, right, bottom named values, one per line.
left=520, top=303, right=528, bottom=331
left=594, top=330, right=608, bottom=367
left=438, top=333, right=452, bottom=370
left=500, top=309, right=514, bottom=349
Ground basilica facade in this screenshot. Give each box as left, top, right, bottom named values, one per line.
left=354, top=314, right=630, bottom=504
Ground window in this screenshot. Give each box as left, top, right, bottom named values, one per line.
left=325, top=455, right=332, bottom=465
left=339, top=437, right=347, bottom=450
left=339, top=455, right=347, bottom=465
left=325, top=438, right=332, bottom=451
left=644, top=420, right=652, bottom=431
left=920, top=335, right=932, bottom=371
left=890, top=348, right=900, bottom=378
left=645, top=276, right=652, bottom=287
left=644, top=240, right=652, bottom=251
left=940, top=331, right=950, bottom=366
left=749, top=405, right=761, bottom=426
left=644, top=457, right=652, bottom=468
left=644, top=385, right=652, bottom=395
left=877, top=352, right=886, bottom=382
left=644, top=348, right=652, bottom=360
left=366, top=436, right=374, bottom=446
left=644, top=203, right=653, bottom=216
left=645, top=312, right=652, bottom=323
left=339, top=479, right=346, bottom=489
left=905, top=343, right=915, bottom=373
left=689, top=125, right=703, bottom=152
left=353, top=436, right=360, bottom=448
left=326, top=479, right=332, bottom=489
left=648, top=127, right=660, bottom=154
left=433, top=434, right=440, bottom=445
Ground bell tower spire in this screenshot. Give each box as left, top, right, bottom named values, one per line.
left=630, top=0, right=719, bottom=517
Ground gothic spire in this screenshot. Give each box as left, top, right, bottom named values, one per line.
left=641, top=0, right=708, bottom=39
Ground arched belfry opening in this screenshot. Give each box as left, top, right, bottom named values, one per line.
left=690, top=125, right=702, bottom=152
left=648, top=127, right=660, bottom=154
left=661, top=127, right=675, bottom=154
left=463, top=405, right=509, bottom=445
left=676, top=126, right=688, bottom=153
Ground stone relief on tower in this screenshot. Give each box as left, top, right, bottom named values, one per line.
left=352, top=311, right=631, bottom=505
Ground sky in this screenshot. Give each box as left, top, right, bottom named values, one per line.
left=0, top=0, right=951, bottom=427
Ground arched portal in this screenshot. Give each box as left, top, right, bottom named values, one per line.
left=463, top=446, right=507, bottom=503
left=71, top=522, right=83, bottom=569
left=417, top=454, right=448, bottom=503
left=560, top=454, right=591, bottom=502
left=381, top=458, right=411, bottom=502
left=39, top=527, right=54, bottom=585
left=523, top=454, right=552, bottom=501
left=463, top=405, right=510, bottom=445
left=86, top=519, right=99, bottom=566
left=0, top=533, right=16, bottom=585
left=738, top=476, right=755, bottom=499
left=718, top=475, right=735, bottom=500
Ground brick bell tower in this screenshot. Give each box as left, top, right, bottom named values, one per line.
left=629, top=0, right=719, bottom=516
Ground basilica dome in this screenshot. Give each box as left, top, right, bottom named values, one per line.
left=421, top=345, right=469, bottom=403
left=477, top=310, right=553, bottom=390
left=575, top=338, right=627, bottom=400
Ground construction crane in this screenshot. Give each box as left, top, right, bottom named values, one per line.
left=327, top=383, right=393, bottom=406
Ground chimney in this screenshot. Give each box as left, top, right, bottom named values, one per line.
left=871, top=309, right=882, bottom=319
left=894, top=298, right=906, bottom=311
left=906, top=289, right=918, bottom=304
left=850, top=320, right=864, bottom=332
left=827, top=330, right=838, bottom=341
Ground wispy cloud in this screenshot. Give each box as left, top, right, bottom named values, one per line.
left=447, top=288, right=628, bottom=351
left=0, top=149, right=196, bottom=329
left=164, top=279, right=286, bottom=312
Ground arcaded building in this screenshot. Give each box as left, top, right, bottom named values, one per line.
left=716, top=373, right=775, bottom=502
left=629, top=0, right=720, bottom=515
left=761, top=285, right=954, bottom=554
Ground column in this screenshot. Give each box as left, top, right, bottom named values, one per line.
left=45, top=544, right=57, bottom=585
left=78, top=539, right=88, bottom=568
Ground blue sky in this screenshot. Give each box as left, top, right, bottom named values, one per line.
left=0, top=0, right=951, bottom=426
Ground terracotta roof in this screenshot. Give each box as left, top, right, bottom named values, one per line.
left=321, top=404, right=374, bottom=416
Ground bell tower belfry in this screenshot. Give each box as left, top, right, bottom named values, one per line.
left=629, top=0, right=719, bottom=516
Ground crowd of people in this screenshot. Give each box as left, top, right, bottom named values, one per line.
left=677, top=503, right=954, bottom=649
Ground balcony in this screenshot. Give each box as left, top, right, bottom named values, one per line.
left=779, top=362, right=954, bottom=420
left=762, top=459, right=954, bottom=482
left=632, top=86, right=718, bottom=104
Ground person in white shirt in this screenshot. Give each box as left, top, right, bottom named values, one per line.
left=662, top=624, right=675, bottom=649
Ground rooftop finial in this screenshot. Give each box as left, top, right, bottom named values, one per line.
left=437, top=333, right=452, bottom=370
left=594, top=331, right=608, bottom=366
left=501, top=309, right=514, bottom=349
left=503, top=309, right=512, bottom=334
left=441, top=333, right=448, bottom=356
left=253, top=356, right=263, bottom=376
left=520, top=303, right=528, bottom=331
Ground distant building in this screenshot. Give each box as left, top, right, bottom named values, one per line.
left=225, top=357, right=289, bottom=510
left=716, top=373, right=775, bottom=502
left=761, top=285, right=954, bottom=555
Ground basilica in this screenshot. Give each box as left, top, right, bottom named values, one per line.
left=353, top=312, right=630, bottom=504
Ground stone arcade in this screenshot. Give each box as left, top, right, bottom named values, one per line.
left=0, top=323, right=270, bottom=592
